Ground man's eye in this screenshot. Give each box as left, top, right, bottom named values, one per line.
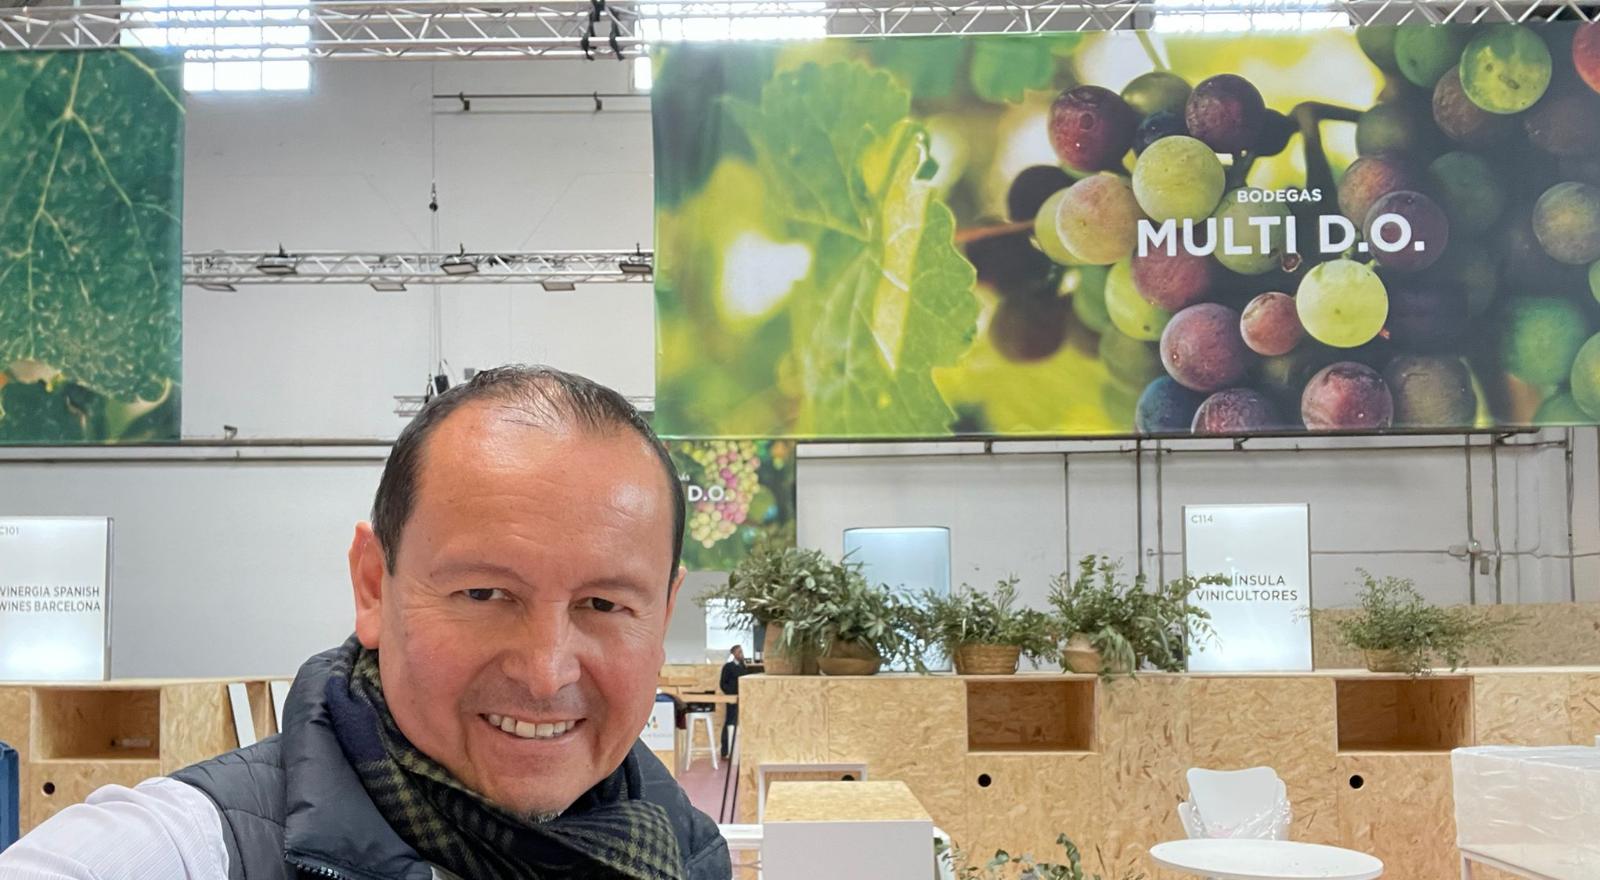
left=581, top=597, right=619, bottom=613
left=463, top=588, right=509, bottom=602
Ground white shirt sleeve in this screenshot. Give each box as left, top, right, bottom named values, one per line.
left=0, top=777, right=229, bottom=879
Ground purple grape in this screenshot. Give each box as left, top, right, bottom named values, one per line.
left=1240, top=292, right=1305, bottom=356
left=1338, top=155, right=1424, bottom=226
left=1159, top=303, right=1252, bottom=392
left=1385, top=281, right=1467, bottom=353
left=1134, top=110, right=1189, bottom=156
left=989, top=293, right=1069, bottom=362
left=1186, top=74, right=1266, bottom=154
left=1049, top=86, right=1138, bottom=172
left=1131, top=249, right=1215, bottom=312
left=1433, top=68, right=1516, bottom=147
left=1364, top=190, right=1449, bottom=272
left=1301, top=362, right=1394, bottom=431
left=1524, top=89, right=1600, bottom=158
left=1136, top=377, right=1206, bottom=434
left=1384, top=354, right=1476, bottom=427
left=965, top=228, right=1055, bottom=293
left=1192, top=388, right=1281, bottom=435
left=1008, top=165, right=1074, bottom=221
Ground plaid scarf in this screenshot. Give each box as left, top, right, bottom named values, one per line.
left=323, top=637, right=686, bottom=880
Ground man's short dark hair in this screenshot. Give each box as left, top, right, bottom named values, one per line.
left=371, top=365, right=685, bottom=586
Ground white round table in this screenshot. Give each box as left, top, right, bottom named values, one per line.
left=1150, top=839, right=1384, bottom=880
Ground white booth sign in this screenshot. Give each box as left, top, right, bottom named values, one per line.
left=0, top=516, right=112, bottom=682
left=1183, top=504, right=1311, bottom=673
left=641, top=699, right=675, bottom=751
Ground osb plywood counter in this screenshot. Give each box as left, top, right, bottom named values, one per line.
left=0, top=678, right=278, bottom=833
left=737, top=668, right=1600, bottom=880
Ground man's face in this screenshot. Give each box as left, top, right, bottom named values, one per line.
left=349, top=402, right=682, bottom=818
left=731, top=647, right=744, bottom=662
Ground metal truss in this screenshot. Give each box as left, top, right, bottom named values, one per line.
left=183, top=249, right=653, bottom=288
left=0, top=1, right=1593, bottom=60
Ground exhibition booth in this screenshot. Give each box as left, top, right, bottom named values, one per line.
left=5, top=4, right=1600, bottom=879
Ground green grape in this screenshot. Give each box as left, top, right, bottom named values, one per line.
left=1460, top=25, right=1552, bottom=115
left=1069, top=264, right=1112, bottom=334
left=1295, top=259, right=1389, bottom=349
left=1534, top=390, right=1590, bottom=426
left=1395, top=25, right=1470, bottom=88
left=1121, top=71, right=1192, bottom=117
left=1212, top=189, right=1290, bottom=276
left=1105, top=259, right=1172, bottom=342
left=1358, top=25, right=1401, bottom=73
left=1098, top=325, right=1164, bottom=389
left=1132, top=135, right=1226, bottom=223
left=1055, top=173, right=1142, bottom=265
left=1356, top=102, right=1433, bottom=156
left=1034, top=189, right=1081, bottom=265
left=1570, top=333, right=1600, bottom=418
left=1533, top=182, right=1600, bottom=265
left=1427, top=151, right=1506, bottom=236
left=1500, top=297, right=1589, bottom=386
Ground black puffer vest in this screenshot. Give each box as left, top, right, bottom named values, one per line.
left=172, top=647, right=731, bottom=880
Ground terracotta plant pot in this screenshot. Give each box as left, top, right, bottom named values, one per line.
left=817, top=639, right=883, bottom=676
left=763, top=621, right=810, bottom=675
left=953, top=644, right=1022, bottom=675
left=1363, top=649, right=1414, bottom=673
left=1062, top=633, right=1103, bottom=674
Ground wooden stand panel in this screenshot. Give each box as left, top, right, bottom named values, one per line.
left=959, top=753, right=1101, bottom=868
left=0, top=686, right=31, bottom=758
left=25, top=759, right=161, bottom=830
left=1096, top=676, right=1191, bottom=877
left=1190, top=677, right=1339, bottom=843
left=160, top=683, right=236, bottom=774
left=735, top=677, right=828, bottom=822
left=32, top=689, right=160, bottom=761
left=966, top=679, right=1095, bottom=752
left=1336, top=677, right=1472, bottom=752
left=824, top=677, right=967, bottom=844
left=1475, top=673, right=1574, bottom=746
left=1335, top=753, right=1456, bottom=880
left=1568, top=674, right=1600, bottom=744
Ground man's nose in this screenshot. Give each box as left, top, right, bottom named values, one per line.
left=506, top=602, right=582, bottom=699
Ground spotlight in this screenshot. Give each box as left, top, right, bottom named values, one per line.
left=619, top=259, right=651, bottom=276
left=540, top=279, right=577, bottom=292
left=370, top=280, right=407, bottom=292
left=441, top=245, right=478, bottom=276
left=198, top=282, right=236, bottom=292
left=254, top=245, right=297, bottom=276
left=433, top=373, right=450, bottom=395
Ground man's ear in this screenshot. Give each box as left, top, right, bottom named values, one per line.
left=349, top=522, right=387, bottom=649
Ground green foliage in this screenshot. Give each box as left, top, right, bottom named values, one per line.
left=1334, top=570, right=1521, bottom=675
left=941, top=833, right=1144, bottom=880
left=968, top=37, right=1059, bottom=103
left=795, top=556, right=919, bottom=666
left=0, top=50, right=185, bottom=442
left=908, top=576, right=1057, bottom=667
left=868, top=37, right=966, bottom=99
left=650, top=45, right=775, bottom=209
left=697, top=540, right=838, bottom=649
left=720, top=61, right=979, bottom=437
left=0, top=373, right=178, bottom=444
left=1048, top=556, right=1227, bottom=676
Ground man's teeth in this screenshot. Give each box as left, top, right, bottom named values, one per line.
left=485, top=714, right=575, bottom=740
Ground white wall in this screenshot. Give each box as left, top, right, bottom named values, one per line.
left=4, top=58, right=1599, bottom=678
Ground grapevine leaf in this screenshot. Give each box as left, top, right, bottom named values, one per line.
left=0, top=50, right=185, bottom=412
left=867, top=37, right=966, bottom=99
left=968, top=37, right=1059, bottom=103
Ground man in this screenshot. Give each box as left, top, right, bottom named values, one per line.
left=0, top=366, right=731, bottom=880
left=716, top=646, right=749, bottom=760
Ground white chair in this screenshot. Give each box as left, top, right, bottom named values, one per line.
left=1178, top=766, right=1292, bottom=841
left=685, top=711, right=718, bottom=770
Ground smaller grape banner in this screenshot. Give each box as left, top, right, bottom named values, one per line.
left=652, top=23, right=1600, bottom=439
left=667, top=439, right=797, bottom=572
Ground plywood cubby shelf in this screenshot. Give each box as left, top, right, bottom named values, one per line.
left=1335, top=676, right=1474, bottom=753
left=965, top=678, right=1096, bottom=753
left=32, top=688, right=162, bottom=761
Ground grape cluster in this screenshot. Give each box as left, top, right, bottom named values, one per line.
left=968, top=21, right=1600, bottom=434
left=685, top=440, right=762, bottom=549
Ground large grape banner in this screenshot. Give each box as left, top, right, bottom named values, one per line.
left=652, top=23, right=1600, bottom=439
left=667, top=439, right=797, bottom=571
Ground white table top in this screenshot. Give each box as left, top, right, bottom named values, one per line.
left=1150, top=839, right=1384, bottom=880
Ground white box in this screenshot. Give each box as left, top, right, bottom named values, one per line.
left=1453, top=746, right=1600, bottom=879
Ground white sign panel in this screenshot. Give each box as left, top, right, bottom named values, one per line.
left=0, top=517, right=112, bottom=682
left=1183, top=504, right=1311, bottom=673
left=641, top=699, right=675, bottom=751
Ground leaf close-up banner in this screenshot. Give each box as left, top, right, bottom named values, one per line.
left=651, top=24, right=1600, bottom=440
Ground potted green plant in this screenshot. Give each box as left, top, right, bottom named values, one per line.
left=909, top=576, right=1056, bottom=675
left=800, top=559, right=915, bottom=676
left=696, top=540, right=836, bottom=675
left=1335, top=570, right=1520, bottom=675
left=941, top=832, right=1143, bottom=880
left=1048, top=555, right=1226, bottom=677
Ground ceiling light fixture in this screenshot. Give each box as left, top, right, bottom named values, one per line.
left=619, top=246, right=651, bottom=276
left=198, top=282, right=236, bottom=292
left=370, top=280, right=408, bottom=292
left=254, top=244, right=297, bottom=276
left=540, top=279, right=577, bottom=292
left=440, top=244, right=478, bottom=276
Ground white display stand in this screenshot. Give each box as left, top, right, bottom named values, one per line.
left=0, top=516, right=112, bottom=681
left=1183, top=503, right=1312, bottom=672
left=762, top=781, right=934, bottom=880
left=1453, top=746, right=1600, bottom=879
left=641, top=698, right=675, bottom=752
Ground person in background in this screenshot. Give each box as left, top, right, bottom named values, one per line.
left=0, top=366, right=730, bottom=880
left=717, top=645, right=750, bottom=760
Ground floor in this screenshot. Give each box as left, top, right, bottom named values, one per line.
left=678, top=754, right=741, bottom=822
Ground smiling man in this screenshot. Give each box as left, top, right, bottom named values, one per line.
left=0, top=366, right=731, bottom=880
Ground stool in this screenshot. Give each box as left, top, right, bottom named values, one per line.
left=685, top=712, right=718, bottom=770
